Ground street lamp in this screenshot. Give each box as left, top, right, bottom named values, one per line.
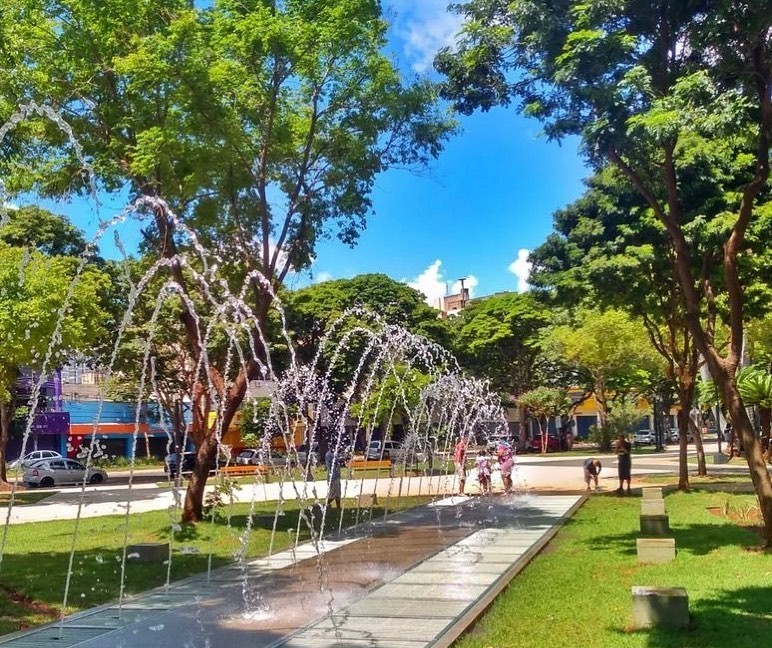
left=458, top=277, right=467, bottom=308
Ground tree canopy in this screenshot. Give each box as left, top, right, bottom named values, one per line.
left=0, top=244, right=109, bottom=481
left=1, top=0, right=455, bottom=521
left=450, top=291, right=548, bottom=399
left=437, top=0, right=772, bottom=542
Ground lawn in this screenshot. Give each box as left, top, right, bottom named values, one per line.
left=454, top=489, right=770, bottom=648
left=0, top=495, right=430, bottom=636
left=0, top=491, right=54, bottom=506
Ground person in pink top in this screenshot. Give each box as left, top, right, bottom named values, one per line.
left=497, top=441, right=515, bottom=493
left=453, top=437, right=467, bottom=495
left=475, top=448, right=492, bottom=495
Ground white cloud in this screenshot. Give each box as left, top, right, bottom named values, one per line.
left=407, top=259, right=478, bottom=308
left=313, top=271, right=333, bottom=284
left=508, top=249, right=532, bottom=292
left=388, top=0, right=464, bottom=74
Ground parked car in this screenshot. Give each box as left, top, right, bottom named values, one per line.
left=165, top=448, right=232, bottom=475
left=526, top=434, right=560, bottom=452
left=633, top=429, right=655, bottom=446
left=235, top=448, right=289, bottom=468
left=365, top=440, right=405, bottom=461
left=23, top=458, right=107, bottom=488
left=9, top=449, right=62, bottom=470
left=165, top=451, right=197, bottom=475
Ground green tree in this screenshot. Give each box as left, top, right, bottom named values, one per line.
left=350, top=366, right=432, bottom=436
left=437, top=0, right=772, bottom=540
left=450, top=292, right=549, bottom=450
left=285, top=274, right=451, bottom=391
left=0, top=206, right=88, bottom=257
left=542, top=308, right=662, bottom=429
left=736, top=367, right=772, bottom=457
left=517, top=386, right=571, bottom=454
left=529, top=166, right=744, bottom=484
left=0, top=246, right=109, bottom=482
left=590, top=399, right=646, bottom=452
left=2, top=1, right=454, bottom=521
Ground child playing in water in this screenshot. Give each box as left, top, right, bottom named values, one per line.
left=476, top=448, right=492, bottom=495
left=497, top=440, right=515, bottom=494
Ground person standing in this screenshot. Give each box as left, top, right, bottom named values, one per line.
left=615, top=432, right=632, bottom=495
left=582, top=457, right=602, bottom=491
left=476, top=448, right=492, bottom=495
left=453, top=437, right=467, bottom=495
left=325, top=447, right=342, bottom=509
left=497, top=440, right=515, bottom=493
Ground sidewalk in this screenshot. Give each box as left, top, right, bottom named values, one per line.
left=0, top=493, right=584, bottom=648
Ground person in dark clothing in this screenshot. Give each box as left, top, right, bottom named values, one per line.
left=615, top=433, right=632, bottom=495
left=325, top=448, right=342, bottom=509
left=582, top=458, right=602, bottom=491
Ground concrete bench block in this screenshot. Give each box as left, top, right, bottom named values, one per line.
left=641, top=487, right=663, bottom=500
left=631, top=586, right=689, bottom=629
left=640, top=514, right=670, bottom=536
left=713, top=453, right=729, bottom=464
left=357, top=493, right=378, bottom=508
left=641, top=499, right=666, bottom=516
left=636, top=538, right=676, bottom=563
left=126, top=542, right=170, bottom=562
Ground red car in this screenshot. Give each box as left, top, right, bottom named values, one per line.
left=526, top=434, right=560, bottom=452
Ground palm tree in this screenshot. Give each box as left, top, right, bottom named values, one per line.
left=737, top=366, right=772, bottom=459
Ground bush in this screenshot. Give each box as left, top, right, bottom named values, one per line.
left=588, top=424, right=615, bottom=451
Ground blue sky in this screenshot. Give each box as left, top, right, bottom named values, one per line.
left=23, top=1, right=590, bottom=306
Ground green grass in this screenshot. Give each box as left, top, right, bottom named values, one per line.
left=454, top=489, right=770, bottom=648
left=0, top=491, right=54, bottom=506
left=0, top=495, right=430, bottom=636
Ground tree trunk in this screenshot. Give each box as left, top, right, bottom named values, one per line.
left=715, top=372, right=772, bottom=545
left=516, top=405, right=527, bottom=453
left=676, top=407, right=690, bottom=490
left=183, top=435, right=219, bottom=522
left=0, top=399, right=10, bottom=484
left=181, top=373, right=250, bottom=523
left=760, top=407, right=770, bottom=459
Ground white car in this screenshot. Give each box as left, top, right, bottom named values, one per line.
left=365, top=440, right=405, bottom=461
left=23, top=458, right=107, bottom=488
left=633, top=430, right=654, bottom=446
left=235, top=448, right=289, bottom=468
left=9, top=449, right=63, bottom=470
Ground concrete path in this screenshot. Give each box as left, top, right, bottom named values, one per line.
left=0, top=493, right=583, bottom=648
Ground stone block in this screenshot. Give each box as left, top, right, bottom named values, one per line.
left=713, top=453, right=730, bottom=464
left=636, top=538, right=676, bottom=563
left=126, top=542, right=169, bottom=562
left=631, top=586, right=689, bottom=629
left=357, top=493, right=378, bottom=508
left=641, top=487, right=663, bottom=500
left=641, top=499, right=666, bottom=516
left=640, top=514, right=670, bottom=536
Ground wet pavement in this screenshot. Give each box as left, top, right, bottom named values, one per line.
left=0, top=494, right=583, bottom=648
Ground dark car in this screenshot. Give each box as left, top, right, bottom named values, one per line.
left=165, top=451, right=197, bottom=475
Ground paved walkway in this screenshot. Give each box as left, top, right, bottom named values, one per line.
left=0, top=494, right=583, bottom=648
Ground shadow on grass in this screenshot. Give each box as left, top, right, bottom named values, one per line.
left=586, top=520, right=760, bottom=557
left=609, top=585, right=772, bottom=648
